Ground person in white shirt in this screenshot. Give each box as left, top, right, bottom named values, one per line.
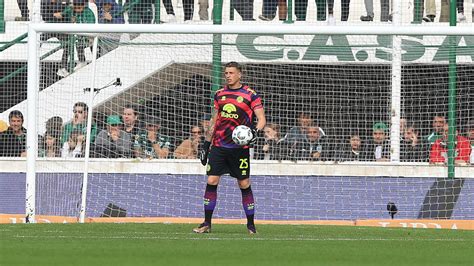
left=61, top=129, right=84, bottom=158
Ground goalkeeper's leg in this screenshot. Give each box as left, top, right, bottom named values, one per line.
left=239, top=179, right=256, bottom=234
left=193, top=176, right=220, bottom=233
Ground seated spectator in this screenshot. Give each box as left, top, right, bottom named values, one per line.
left=468, top=124, right=474, bottom=164
left=134, top=116, right=171, bottom=159
left=429, top=124, right=471, bottom=165
left=400, top=124, right=428, bottom=162
left=362, top=122, right=390, bottom=162
left=122, top=104, right=142, bottom=156
left=426, top=114, right=446, bottom=146
left=55, top=0, right=96, bottom=77
left=97, top=0, right=125, bottom=57
left=335, top=134, right=363, bottom=162
left=253, top=123, right=287, bottom=160
left=174, top=125, right=202, bottom=159
left=40, top=130, right=62, bottom=157
left=45, top=116, right=63, bottom=136
left=93, top=115, right=131, bottom=158
left=62, top=102, right=97, bottom=145
left=0, top=110, right=27, bottom=157
left=61, top=129, right=84, bottom=158
left=122, top=105, right=141, bottom=137
left=290, top=125, right=328, bottom=161
left=45, top=116, right=64, bottom=137
left=135, top=116, right=171, bottom=159
left=37, top=116, right=63, bottom=157
left=0, top=120, right=8, bottom=133
left=284, top=112, right=325, bottom=148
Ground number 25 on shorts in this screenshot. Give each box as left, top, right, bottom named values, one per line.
left=239, top=158, right=249, bottom=169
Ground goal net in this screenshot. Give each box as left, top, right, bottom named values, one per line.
left=1, top=24, right=473, bottom=226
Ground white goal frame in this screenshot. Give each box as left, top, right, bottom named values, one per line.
left=26, top=23, right=474, bottom=223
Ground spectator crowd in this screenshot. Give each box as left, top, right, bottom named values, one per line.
left=0, top=106, right=473, bottom=165
left=14, top=0, right=473, bottom=24
left=10, top=0, right=471, bottom=78
left=6, top=0, right=473, bottom=165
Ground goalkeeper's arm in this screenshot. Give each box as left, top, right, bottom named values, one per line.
left=253, top=108, right=266, bottom=132
left=199, top=110, right=217, bottom=165
left=249, top=108, right=267, bottom=145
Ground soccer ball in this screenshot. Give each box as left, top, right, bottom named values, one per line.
left=232, top=125, right=253, bottom=146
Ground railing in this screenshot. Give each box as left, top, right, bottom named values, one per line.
left=0, top=0, right=158, bottom=87
left=0, top=0, right=5, bottom=32
left=0, top=32, right=26, bottom=53
left=0, top=33, right=28, bottom=86
left=0, top=44, right=62, bottom=86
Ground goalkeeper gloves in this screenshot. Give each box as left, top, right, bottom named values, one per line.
left=199, top=140, right=211, bottom=166
left=249, top=128, right=259, bottom=146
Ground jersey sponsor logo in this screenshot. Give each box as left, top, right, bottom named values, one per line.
left=221, top=103, right=239, bottom=119
left=223, top=103, right=236, bottom=113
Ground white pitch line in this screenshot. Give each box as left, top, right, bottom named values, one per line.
left=9, top=235, right=473, bottom=242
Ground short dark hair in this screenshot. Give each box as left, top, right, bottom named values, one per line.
left=69, top=129, right=83, bottom=140
left=225, top=61, right=242, bottom=72
left=9, top=110, right=24, bottom=122
left=350, top=132, right=361, bottom=138
left=74, top=102, right=88, bottom=113
left=73, top=0, right=87, bottom=6
left=297, top=112, right=312, bottom=120
left=45, top=116, right=63, bottom=137
left=45, top=129, right=60, bottom=140
left=123, top=104, right=138, bottom=116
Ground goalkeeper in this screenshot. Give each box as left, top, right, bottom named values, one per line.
left=193, top=62, right=266, bottom=234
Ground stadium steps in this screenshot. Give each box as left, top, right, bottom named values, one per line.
left=0, top=32, right=213, bottom=134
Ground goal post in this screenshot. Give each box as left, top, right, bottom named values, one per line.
left=20, top=23, right=473, bottom=225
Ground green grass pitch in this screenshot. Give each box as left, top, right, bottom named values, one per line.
left=1, top=223, right=473, bottom=266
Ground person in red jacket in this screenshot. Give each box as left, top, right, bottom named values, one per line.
left=429, top=124, right=471, bottom=165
